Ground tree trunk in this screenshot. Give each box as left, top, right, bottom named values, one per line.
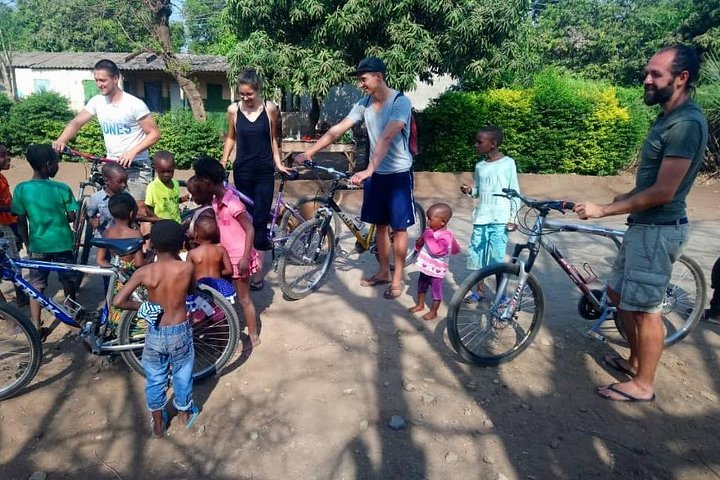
left=142, top=0, right=206, bottom=121
left=0, top=26, right=15, bottom=98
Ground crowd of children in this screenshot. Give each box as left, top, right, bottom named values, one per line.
left=0, top=124, right=519, bottom=436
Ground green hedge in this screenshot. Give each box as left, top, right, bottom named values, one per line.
left=0, top=92, right=224, bottom=168
left=416, top=70, right=653, bottom=175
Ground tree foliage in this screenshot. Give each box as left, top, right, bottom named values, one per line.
left=226, top=0, right=531, bottom=98
left=532, top=0, right=692, bottom=86
left=183, top=0, right=236, bottom=54
left=676, top=0, right=720, bottom=54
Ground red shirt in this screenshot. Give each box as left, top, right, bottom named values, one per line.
left=0, top=173, right=17, bottom=225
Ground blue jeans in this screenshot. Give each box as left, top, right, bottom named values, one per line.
left=142, top=321, right=194, bottom=412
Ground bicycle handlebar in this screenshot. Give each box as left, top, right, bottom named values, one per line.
left=60, top=147, right=113, bottom=164
left=302, top=160, right=351, bottom=180
left=499, top=188, right=575, bottom=212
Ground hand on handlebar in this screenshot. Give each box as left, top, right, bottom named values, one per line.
left=350, top=169, right=371, bottom=185
left=294, top=152, right=311, bottom=165
left=52, top=140, right=67, bottom=153
left=573, top=201, right=605, bottom=220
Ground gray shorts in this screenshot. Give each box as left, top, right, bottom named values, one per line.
left=126, top=167, right=152, bottom=202
left=0, top=224, right=20, bottom=259
left=607, top=223, right=688, bottom=313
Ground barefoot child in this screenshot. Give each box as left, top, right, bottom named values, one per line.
left=459, top=126, right=519, bottom=303
left=408, top=203, right=460, bottom=321
left=192, top=156, right=261, bottom=348
left=113, top=220, right=199, bottom=437
left=96, top=192, right=145, bottom=327
left=186, top=215, right=236, bottom=304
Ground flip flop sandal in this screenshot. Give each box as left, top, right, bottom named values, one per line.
left=249, top=280, right=264, bottom=291
left=603, top=353, right=636, bottom=377
left=361, top=276, right=390, bottom=287
left=597, top=383, right=655, bottom=402
left=463, top=291, right=483, bottom=303
left=383, top=285, right=403, bottom=299
left=185, top=404, right=200, bottom=430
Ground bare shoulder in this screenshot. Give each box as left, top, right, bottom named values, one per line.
left=265, top=100, right=278, bottom=113
left=227, top=102, right=238, bottom=115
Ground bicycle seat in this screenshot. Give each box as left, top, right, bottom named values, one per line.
left=90, top=238, right=144, bottom=257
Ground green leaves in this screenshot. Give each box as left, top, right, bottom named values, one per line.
left=417, top=69, right=652, bottom=175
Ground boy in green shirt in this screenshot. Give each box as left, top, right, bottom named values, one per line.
left=144, top=151, right=188, bottom=223
left=12, top=145, right=80, bottom=333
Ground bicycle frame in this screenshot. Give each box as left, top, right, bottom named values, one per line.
left=0, top=253, right=143, bottom=353
left=504, top=213, right=626, bottom=341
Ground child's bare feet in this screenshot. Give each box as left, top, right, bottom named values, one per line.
left=408, top=305, right=425, bottom=313
left=421, top=311, right=438, bottom=321
left=250, top=335, right=262, bottom=349
left=176, top=409, right=190, bottom=427
left=150, top=410, right=165, bottom=438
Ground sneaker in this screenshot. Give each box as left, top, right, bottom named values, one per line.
left=463, top=291, right=484, bottom=303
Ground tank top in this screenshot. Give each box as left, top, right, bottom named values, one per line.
left=234, top=101, right=274, bottom=179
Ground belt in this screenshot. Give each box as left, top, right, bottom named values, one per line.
left=627, top=217, right=688, bottom=226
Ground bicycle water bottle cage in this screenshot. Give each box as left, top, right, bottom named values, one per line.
left=90, top=238, right=145, bottom=257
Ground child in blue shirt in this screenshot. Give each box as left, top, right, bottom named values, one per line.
left=460, top=126, right=520, bottom=303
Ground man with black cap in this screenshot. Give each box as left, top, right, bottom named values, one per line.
left=296, top=56, right=415, bottom=299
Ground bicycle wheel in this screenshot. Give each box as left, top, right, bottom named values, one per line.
left=278, top=217, right=336, bottom=300
left=0, top=303, right=42, bottom=400
left=279, top=196, right=342, bottom=241
left=613, top=254, right=707, bottom=347
left=375, top=200, right=426, bottom=268
left=446, top=263, right=545, bottom=366
left=118, top=284, right=239, bottom=381
left=73, top=198, right=94, bottom=265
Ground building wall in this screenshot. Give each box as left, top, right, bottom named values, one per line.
left=14, top=67, right=95, bottom=110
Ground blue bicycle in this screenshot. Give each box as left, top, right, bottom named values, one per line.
left=0, top=236, right=239, bottom=401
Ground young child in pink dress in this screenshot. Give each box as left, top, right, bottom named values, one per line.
left=408, top=203, right=461, bottom=321
left=192, top=156, right=261, bottom=348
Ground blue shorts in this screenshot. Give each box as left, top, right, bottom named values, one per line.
left=467, top=224, right=508, bottom=270
left=360, top=171, right=416, bottom=230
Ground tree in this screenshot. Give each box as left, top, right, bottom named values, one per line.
left=226, top=0, right=532, bottom=100
left=531, top=0, right=692, bottom=86
left=0, top=4, right=16, bottom=96
left=677, top=0, right=720, bottom=55
left=183, top=0, right=236, bottom=55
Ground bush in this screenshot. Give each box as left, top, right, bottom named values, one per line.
left=416, top=69, right=653, bottom=175
left=0, top=91, right=73, bottom=154
left=153, top=110, right=224, bottom=168
left=0, top=93, right=12, bottom=120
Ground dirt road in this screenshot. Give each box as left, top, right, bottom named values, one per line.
left=2, top=161, right=720, bottom=479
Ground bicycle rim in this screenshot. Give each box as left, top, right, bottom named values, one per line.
left=0, top=303, right=42, bottom=400
left=447, top=264, right=544, bottom=366
left=118, top=285, right=239, bottom=381
left=279, top=218, right=336, bottom=300
left=614, top=255, right=706, bottom=346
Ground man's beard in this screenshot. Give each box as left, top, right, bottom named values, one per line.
left=644, top=83, right=674, bottom=106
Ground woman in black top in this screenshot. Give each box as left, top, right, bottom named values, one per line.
left=221, top=68, right=289, bottom=290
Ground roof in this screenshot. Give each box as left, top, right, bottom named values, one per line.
left=11, top=52, right=229, bottom=73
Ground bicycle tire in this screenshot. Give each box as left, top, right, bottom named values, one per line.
left=374, top=200, right=426, bottom=268
left=613, top=254, right=707, bottom=347
left=118, top=284, right=240, bottom=381
left=278, top=217, right=336, bottom=300
left=0, top=302, right=42, bottom=401
left=279, top=196, right=342, bottom=242
left=73, top=198, right=92, bottom=265
left=447, top=263, right=545, bottom=366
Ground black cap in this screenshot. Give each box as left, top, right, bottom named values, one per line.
left=353, top=57, right=386, bottom=75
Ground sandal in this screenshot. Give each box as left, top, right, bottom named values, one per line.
left=463, top=291, right=483, bottom=303
left=185, top=404, right=200, bottom=430
left=249, top=280, right=264, bottom=291
left=383, top=284, right=403, bottom=299
left=361, top=276, right=390, bottom=287
left=603, top=353, right=636, bottom=377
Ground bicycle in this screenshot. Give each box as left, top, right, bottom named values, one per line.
left=446, top=188, right=706, bottom=367
left=0, top=236, right=240, bottom=401
left=277, top=161, right=426, bottom=300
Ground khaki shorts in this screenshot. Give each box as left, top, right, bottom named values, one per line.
left=126, top=167, right=153, bottom=202
left=607, top=223, right=688, bottom=313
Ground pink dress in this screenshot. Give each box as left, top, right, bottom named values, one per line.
left=213, top=188, right=260, bottom=278
left=415, top=228, right=460, bottom=278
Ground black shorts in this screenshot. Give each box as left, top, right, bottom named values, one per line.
left=360, top=171, right=416, bottom=230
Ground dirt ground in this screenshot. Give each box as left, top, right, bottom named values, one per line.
left=2, top=160, right=720, bottom=480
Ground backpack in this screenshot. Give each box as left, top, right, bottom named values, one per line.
left=361, top=92, right=418, bottom=156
